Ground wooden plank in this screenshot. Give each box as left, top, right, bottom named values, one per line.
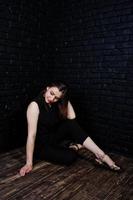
left=0, top=148, right=133, bottom=200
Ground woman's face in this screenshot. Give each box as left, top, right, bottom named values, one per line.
left=44, top=86, right=63, bottom=104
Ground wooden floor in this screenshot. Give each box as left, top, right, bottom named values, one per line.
left=0, top=148, right=133, bottom=200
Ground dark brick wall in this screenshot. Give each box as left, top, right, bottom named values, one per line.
left=0, top=0, right=133, bottom=156
left=0, top=0, right=51, bottom=152
left=48, top=0, right=133, bottom=156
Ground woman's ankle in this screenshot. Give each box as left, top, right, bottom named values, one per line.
left=102, top=154, right=115, bottom=167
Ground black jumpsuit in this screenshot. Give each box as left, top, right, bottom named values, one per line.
left=33, top=92, right=88, bottom=165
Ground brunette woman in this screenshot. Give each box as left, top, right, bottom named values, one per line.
left=20, top=82, right=120, bottom=176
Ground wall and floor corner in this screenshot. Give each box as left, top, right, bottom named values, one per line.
left=0, top=0, right=133, bottom=156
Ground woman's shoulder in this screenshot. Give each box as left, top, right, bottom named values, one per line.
left=27, top=101, right=39, bottom=112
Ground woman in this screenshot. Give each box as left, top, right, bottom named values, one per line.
left=20, top=82, right=120, bottom=176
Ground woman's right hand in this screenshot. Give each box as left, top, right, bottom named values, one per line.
left=19, top=164, right=33, bottom=176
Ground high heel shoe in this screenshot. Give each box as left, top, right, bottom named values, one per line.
left=69, top=143, right=82, bottom=151
left=94, top=155, right=122, bottom=172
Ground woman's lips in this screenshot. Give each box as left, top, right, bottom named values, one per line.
left=47, top=99, right=52, bottom=103
left=46, top=97, right=50, bottom=103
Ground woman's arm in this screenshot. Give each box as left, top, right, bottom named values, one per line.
left=67, top=101, right=76, bottom=119
left=19, top=101, right=39, bottom=176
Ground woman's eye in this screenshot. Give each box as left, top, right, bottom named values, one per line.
left=50, top=91, right=54, bottom=96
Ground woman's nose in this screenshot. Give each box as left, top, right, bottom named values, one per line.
left=51, top=96, right=55, bottom=101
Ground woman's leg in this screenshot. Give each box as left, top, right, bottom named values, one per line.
left=55, top=119, right=120, bottom=170
left=34, top=143, right=78, bottom=166
left=83, top=136, right=120, bottom=170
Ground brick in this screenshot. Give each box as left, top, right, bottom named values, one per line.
left=0, top=0, right=133, bottom=157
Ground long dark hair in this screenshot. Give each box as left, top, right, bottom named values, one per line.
left=43, top=81, right=69, bottom=119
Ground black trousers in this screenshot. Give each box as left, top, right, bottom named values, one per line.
left=34, top=119, right=89, bottom=165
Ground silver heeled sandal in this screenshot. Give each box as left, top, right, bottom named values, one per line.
left=95, top=154, right=121, bottom=172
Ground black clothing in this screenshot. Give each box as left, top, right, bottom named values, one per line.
left=33, top=92, right=88, bottom=165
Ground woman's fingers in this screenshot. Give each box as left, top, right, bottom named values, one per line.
left=20, top=167, right=26, bottom=176
left=19, top=165, right=32, bottom=176
left=25, top=166, right=32, bottom=173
